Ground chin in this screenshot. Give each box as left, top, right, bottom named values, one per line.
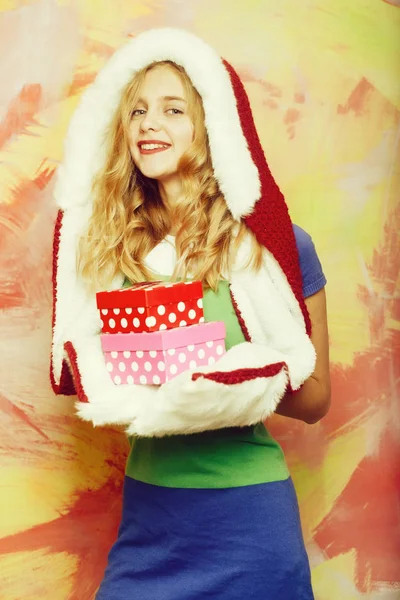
left=139, top=169, right=170, bottom=180
left=138, top=164, right=177, bottom=181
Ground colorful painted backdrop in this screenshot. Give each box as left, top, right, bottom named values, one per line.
left=1, top=1, right=399, bottom=598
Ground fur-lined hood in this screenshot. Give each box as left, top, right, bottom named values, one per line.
left=50, top=28, right=316, bottom=435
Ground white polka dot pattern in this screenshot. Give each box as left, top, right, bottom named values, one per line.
left=103, top=335, right=226, bottom=386
left=145, top=316, right=157, bottom=328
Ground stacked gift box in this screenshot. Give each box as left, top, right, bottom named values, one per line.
left=96, top=281, right=226, bottom=386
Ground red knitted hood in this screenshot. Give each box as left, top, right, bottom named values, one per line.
left=53, top=27, right=309, bottom=334
left=50, top=29, right=315, bottom=422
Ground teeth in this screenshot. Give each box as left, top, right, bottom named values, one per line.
left=141, top=143, right=169, bottom=150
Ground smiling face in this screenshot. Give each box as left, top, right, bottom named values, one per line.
left=128, top=65, right=195, bottom=184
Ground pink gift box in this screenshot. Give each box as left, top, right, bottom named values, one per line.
left=96, top=280, right=204, bottom=334
left=101, top=322, right=226, bottom=385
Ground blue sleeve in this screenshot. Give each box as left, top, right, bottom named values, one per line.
left=292, top=224, right=327, bottom=298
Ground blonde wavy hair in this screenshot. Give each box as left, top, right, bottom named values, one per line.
left=78, top=60, right=263, bottom=291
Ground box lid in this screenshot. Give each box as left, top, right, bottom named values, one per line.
left=96, top=280, right=203, bottom=309
left=101, top=321, right=226, bottom=351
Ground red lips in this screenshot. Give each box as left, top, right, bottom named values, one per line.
left=138, top=139, right=172, bottom=155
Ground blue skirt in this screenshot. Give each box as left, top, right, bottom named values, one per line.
left=96, top=476, right=314, bottom=599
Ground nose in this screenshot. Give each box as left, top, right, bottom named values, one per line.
left=140, top=109, right=161, bottom=133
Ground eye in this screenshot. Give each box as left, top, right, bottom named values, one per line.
left=132, top=109, right=146, bottom=117
left=166, top=108, right=184, bottom=115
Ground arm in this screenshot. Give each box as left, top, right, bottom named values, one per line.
left=274, top=287, right=331, bottom=424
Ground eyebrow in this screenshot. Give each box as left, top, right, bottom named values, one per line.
left=163, top=96, right=187, bottom=102
left=136, top=95, right=187, bottom=104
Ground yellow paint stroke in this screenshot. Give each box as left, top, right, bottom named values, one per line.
left=312, top=551, right=367, bottom=599
left=0, top=93, right=82, bottom=206
left=1, top=425, right=126, bottom=538
left=196, top=0, right=400, bottom=108
left=0, top=0, right=35, bottom=13
left=0, top=549, right=77, bottom=600
left=290, top=418, right=369, bottom=540
left=56, top=0, right=152, bottom=48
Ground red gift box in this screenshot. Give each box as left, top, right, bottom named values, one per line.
left=96, top=281, right=204, bottom=334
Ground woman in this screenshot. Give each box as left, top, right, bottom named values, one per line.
left=51, top=28, right=330, bottom=599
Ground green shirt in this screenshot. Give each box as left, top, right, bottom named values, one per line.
left=125, top=278, right=289, bottom=489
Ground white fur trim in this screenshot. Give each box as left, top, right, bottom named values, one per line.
left=230, top=237, right=315, bottom=390
left=54, top=28, right=260, bottom=221
left=51, top=206, right=124, bottom=388
left=76, top=342, right=290, bottom=436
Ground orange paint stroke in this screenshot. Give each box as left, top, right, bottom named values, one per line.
left=337, top=78, right=374, bottom=116
left=0, top=84, right=43, bottom=151
left=294, top=92, right=305, bottom=104
left=314, top=428, right=400, bottom=593
left=270, top=204, right=400, bottom=469
left=284, top=108, right=300, bottom=124
left=0, top=166, right=56, bottom=309
left=237, top=68, right=283, bottom=99
left=0, top=393, right=50, bottom=441
left=84, top=38, right=115, bottom=59
left=0, top=476, right=124, bottom=600
left=67, top=72, right=98, bottom=98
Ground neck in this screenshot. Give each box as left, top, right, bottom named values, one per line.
left=158, top=177, right=183, bottom=235
left=158, top=177, right=183, bottom=209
